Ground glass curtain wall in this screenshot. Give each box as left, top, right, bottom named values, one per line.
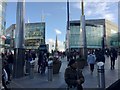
left=86, top=25, right=103, bottom=48
left=25, top=23, right=45, bottom=49
left=70, top=23, right=104, bottom=49
left=109, top=33, right=120, bottom=47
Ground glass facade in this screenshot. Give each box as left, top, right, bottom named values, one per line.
left=0, top=0, right=7, bottom=51
left=6, top=22, right=46, bottom=50
left=86, top=25, right=103, bottom=48
left=69, top=22, right=104, bottom=49
left=70, top=25, right=81, bottom=48
left=109, top=33, right=120, bottom=47
left=24, top=22, right=45, bottom=49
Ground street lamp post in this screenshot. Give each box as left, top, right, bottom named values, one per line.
left=66, top=0, right=70, bottom=52
left=81, top=0, right=87, bottom=60
left=13, top=0, right=25, bottom=78
left=55, top=34, right=58, bottom=52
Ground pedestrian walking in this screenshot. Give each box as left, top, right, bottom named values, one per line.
left=32, top=51, right=36, bottom=60
left=38, top=51, right=44, bottom=73
left=2, top=68, right=8, bottom=90
left=6, top=51, right=14, bottom=81
left=64, top=59, right=85, bottom=90
left=67, top=51, right=70, bottom=61
left=87, top=52, right=96, bottom=74
left=40, top=53, right=48, bottom=75
left=110, top=48, right=118, bottom=70
left=95, top=49, right=105, bottom=63
left=2, top=61, right=10, bottom=90
left=2, top=53, right=11, bottom=81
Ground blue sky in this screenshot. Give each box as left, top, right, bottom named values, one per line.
left=6, top=2, right=118, bottom=51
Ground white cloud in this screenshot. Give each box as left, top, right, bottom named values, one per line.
left=72, top=2, right=87, bottom=10
left=72, top=2, right=117, bottom=21
left=47, top=39, right=55, bottom=43
left=46, top=38, right=65, bottom=52
left=104, top=14, right=115, bottom=21
left=54, top=29, right=62, bottom=35
left=94, top=2, right=116, bottom=21
left=86, top=10, right=92, bottom=16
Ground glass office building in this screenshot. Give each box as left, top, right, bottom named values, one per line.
left=0, top=0, right=7, bottom=52
left=68, top=19, right=118, bottom=50
left=109, top=33, right=120, bottom=47
left=70, top=22, right=103, bottom=49
left=25, top=22, right=45, bottom=49
left=6, top=22, right=46, bottom=50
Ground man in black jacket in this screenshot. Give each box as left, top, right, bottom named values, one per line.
left=7, top=51, right=14, bottom=81
left=110, top=48, right=118, bottom=70
left=64, top=59, right=85, bottom=90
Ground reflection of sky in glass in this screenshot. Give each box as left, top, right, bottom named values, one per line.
left=25, top=23, right=45, bottom=38
left=111, top=29, right=117, bottom=34
left=86, top=25, right=103, bottom=47
left=70, top=23, right=104, bottom=48
left=24, top=23, right=45, bottom=49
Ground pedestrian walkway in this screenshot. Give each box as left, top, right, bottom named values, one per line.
left=9, top=56, right=120, bottom=89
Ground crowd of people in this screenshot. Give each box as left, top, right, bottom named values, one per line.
left=1, top=47, right=119, bottom=90
left=1, top=51, right=14, bottom=90
left=1, top=49, right=60, bottom=89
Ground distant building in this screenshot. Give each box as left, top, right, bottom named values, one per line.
left=119, top=1, right=120, bottom=33
left=6, top=22, right=46, bottom=50
left=110, top=33, right=119, bottom=48
left=0, top=1, right=7, bottom=52
left=66, top=19, right=118, bottom=50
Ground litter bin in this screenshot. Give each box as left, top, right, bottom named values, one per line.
left=48, top=60, right=53, bottom=81
left=29, top=60, right=35, bottom=79
left=97, top=62, right=105, bottom=88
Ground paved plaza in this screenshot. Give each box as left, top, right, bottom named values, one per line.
left=7, top=55, right=120, bottom=89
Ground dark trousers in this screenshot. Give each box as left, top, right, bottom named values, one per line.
left=90, top=64, right=94, bottom=72
left=38, top=65, right=41, bottom=73
left=26, top=61, right=30, bottom=74
left=77, top=85, right=83, bottom=90
left=67, top=56, right=70, bottom=61
left=2, top=76, right=8, bottom=90
left=41, top=65, right=46, bottom=74
left=5, top=66, right=11, bottom=81
left=67, top=85, right=83, bottom=90
left=111, top=60, right=115, bottom=69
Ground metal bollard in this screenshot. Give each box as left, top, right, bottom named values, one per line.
left=29, top=61, right=35, bottom=79
left=48, top=60, right=53, bottom=81
left=97, top=62, right=105, bottom=88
